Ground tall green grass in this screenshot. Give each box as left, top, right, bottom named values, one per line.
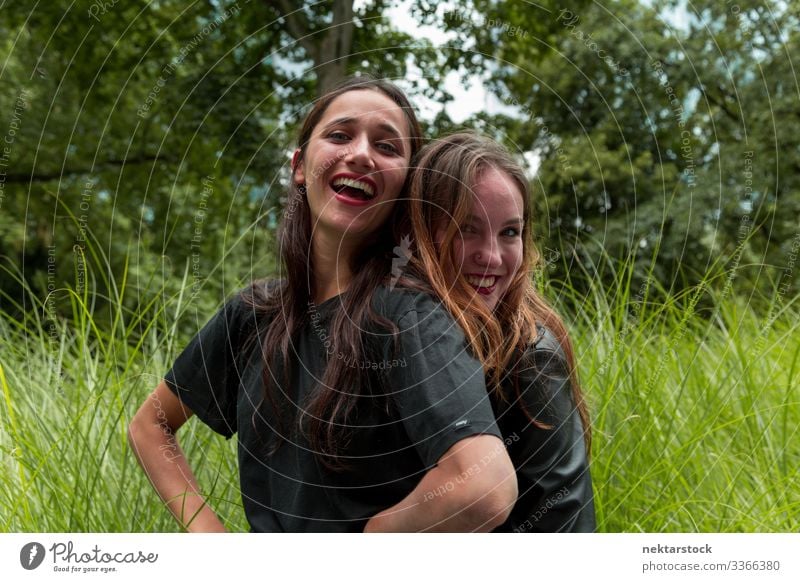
left=551, top=246, right=800, bottom=531
left=1, top=248, right=798, bottom=532
left=0, top=250, right=250, bottom=532
left=586, top=291, right=800, bottom=531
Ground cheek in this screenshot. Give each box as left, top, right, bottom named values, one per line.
left=306, top=153, right=328, bottom=186
left=506, top=244, right=523, bottom=271
left=371, top=198, right=399, bottom=221
left=452, top=240, right=468, bottom=270
left=385, top=162, right=410, bottom=196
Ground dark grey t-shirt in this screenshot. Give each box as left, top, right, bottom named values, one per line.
left=165, top=285, right=502, bottom=532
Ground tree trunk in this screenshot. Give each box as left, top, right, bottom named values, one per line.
left=316, top=59, right=349, bottom=95
left=277, top=0, right=355, bottom=96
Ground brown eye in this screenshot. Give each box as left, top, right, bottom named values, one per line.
left=376, top=141, right=399, bottom=154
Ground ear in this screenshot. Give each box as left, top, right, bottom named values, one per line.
left=291, top=149, right=305, bottom=186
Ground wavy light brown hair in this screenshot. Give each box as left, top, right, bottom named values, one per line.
left=394, top=132, right=590, bottom=450
left=244, top=75, right=423, bottom=469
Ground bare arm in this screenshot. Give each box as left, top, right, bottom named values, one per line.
left=364, top=434, right=518, bottom=532
left=128, top=380, right=227, bottom=532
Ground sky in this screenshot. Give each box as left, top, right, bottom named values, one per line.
left=275, top=0, right=539, bottom=170
left=381, top=0, right=505, bottom=123
left=379, top=0, right=691, bottom=124
left=374, top=0, right=693, bottom=174
left=378, top=0, right=540, bottom=171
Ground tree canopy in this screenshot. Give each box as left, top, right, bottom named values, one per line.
left=1, top=0, right=796, bottom=322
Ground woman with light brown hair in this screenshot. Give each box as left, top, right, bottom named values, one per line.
left=394, top=131, right=595, bottom=531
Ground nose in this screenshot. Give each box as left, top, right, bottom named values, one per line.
left=473, top=237, right=502, bottom=270
left=345, top=134, right=375, bottom=170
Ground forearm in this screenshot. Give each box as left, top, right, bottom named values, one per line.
left=128, top=422, right=227, bottom=532
left=364, top=465, right=490, bottom=532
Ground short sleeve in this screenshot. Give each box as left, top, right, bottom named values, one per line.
left=500, top=330, right=595, bottom=532
left=387, top=300, right=502, bottom=469
left=164, top=293, right=253, bottom=439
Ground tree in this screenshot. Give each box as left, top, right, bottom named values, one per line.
left=471, top=0, right=799, bottom=303
left=2, top=0, right=588, bottom=321
left=674, top=0, right=800, bottom=298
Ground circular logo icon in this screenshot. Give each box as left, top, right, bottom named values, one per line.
left=20, top=542, right=46, bottom=570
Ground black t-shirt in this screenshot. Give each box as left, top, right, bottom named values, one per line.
left=492, top=328, right=596, bottom=532
left=165, top=284, right=503, bottom=532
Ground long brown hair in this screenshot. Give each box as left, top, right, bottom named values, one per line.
left=394, top=132, right=591, bottom=451
left=244, top=75, right=423, bottom=469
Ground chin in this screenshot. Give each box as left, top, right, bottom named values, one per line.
left=336, top=209, right=393, bottom=236
left=472, top=295, right=497, bottom=312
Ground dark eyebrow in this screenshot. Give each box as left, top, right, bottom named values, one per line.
left=321, top=116, right=404, bottom=140
left=466, top=214, right=524, bottom=227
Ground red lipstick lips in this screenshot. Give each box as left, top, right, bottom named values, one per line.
left=330, top=173, right=379, bottom=206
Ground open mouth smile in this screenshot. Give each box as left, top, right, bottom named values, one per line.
left=465, top=274, right=499, bottom=295
left=331, top=174, right=377, bottom=204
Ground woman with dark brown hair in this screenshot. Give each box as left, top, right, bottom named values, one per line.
left=395, top=131, right=595, bottom=532
left=128, top=79, right=518, bottom=532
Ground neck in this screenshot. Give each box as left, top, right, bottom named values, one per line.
left=311, top=229, right=357, bottom=304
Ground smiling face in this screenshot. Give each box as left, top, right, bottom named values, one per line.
left=293, top=89, right=412, bottom=243
left=441, top=166, right=525, bottom=311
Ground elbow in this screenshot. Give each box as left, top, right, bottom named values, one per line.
left=464, top=459, right=518, bottom=531
left=127, top=409, right=165, bottom=454
left=127, top=415, right=147, bottom=454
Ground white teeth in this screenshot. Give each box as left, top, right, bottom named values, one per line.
left=332, top=177, right=375, bottom=197
left=466, top=275, right=497, bottom=288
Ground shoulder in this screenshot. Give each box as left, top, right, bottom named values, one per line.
left=371, top=285, right=452, bottom=327
left=532, top=325, right=563, bottom=354
left=513, top=325, right=574, bottom=422
left=236, top=278, right=285, bottom=315
left=220, top=279, right=284, bottom=337
left=240, top=278, right=285, bottom=304
left=520, top=325, right=569, bottom=373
